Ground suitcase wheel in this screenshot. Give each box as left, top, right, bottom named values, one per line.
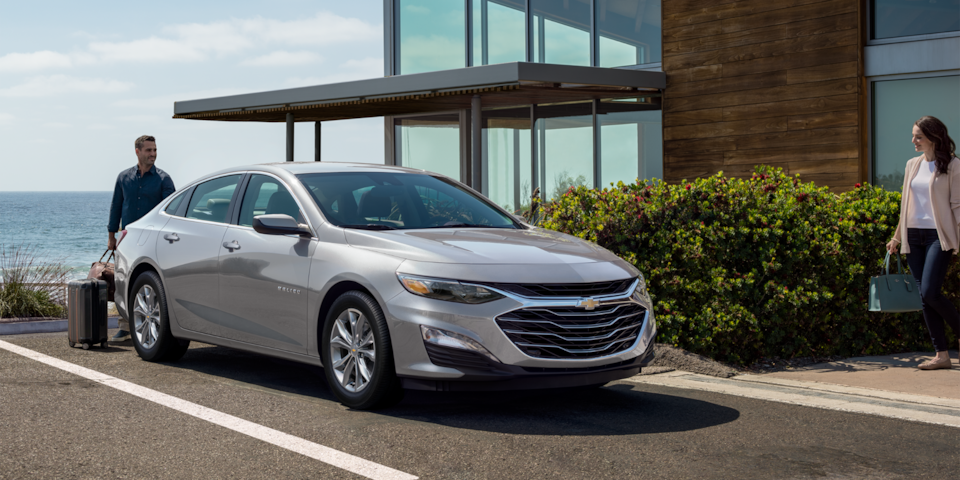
left=69, top=342, right=76, bottom=348
left=82, top=343, right=90, bottom=350
left=101, top=341, right=108, bottom=349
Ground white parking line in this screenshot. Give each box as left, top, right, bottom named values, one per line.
left=626, top=371, right=960, bottom=428
left=0, top=339, right=417, bottom=480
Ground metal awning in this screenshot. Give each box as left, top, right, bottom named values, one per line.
left=173, top=62, right=664, bottom=122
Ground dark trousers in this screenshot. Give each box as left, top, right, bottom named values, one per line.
left=905, top=228, right=960, bottom=352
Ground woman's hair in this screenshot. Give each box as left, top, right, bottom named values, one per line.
left=915, top=116, right=956, bottom=175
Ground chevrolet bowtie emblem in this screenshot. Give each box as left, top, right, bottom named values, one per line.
left=578, top=298, right=600, bottom=310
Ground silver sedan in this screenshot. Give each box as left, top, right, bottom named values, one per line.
left=114, top=162, right=656, bottom=409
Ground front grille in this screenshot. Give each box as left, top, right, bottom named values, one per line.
left=495, top=303, right=646, bottom=359
left=480, top=278, right=634, bottom=298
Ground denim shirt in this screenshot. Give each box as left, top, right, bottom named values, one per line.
left=108, top=165, right=175, bottom=232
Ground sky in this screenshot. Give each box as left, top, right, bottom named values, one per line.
left=0, top=0, right=386, bottom=191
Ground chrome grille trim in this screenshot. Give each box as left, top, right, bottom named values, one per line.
left=502, top=323, right=640, bottom=342
left=513, top=336, right=638, bottom=355
left=497, top=310, right=644, bottom=330
left=496, top=303, right=648, bottom=359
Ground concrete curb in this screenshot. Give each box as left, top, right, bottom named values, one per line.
left=0, top=317, right=120, bottom=335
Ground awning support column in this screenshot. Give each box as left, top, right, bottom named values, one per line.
left=286, top=113, right=294, bottom=162
left=471, top=95, right=482, bottom=192
left=314, top=121, right=321, bottom=162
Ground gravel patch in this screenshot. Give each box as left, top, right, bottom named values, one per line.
left=643, top=343, right=739, bottom=378
left=643, top=343, right=851, bottom=378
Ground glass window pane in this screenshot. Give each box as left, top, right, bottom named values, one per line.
left=184, top=175, right=241, bottom=224
left=481, top=107, right=532, bottom=213
left=873, top=76, right=960, bottom=191
left=473, top=0, right=527, bottom=66
left=531, top=0, right=591, bottom=66
left=395, top=113, right=462, bottom=181
left=598, top=0, right=662, bottom=66
left=297, top=172, right=517, bottom=229
left=598, top=99, right=663, bottom=187
left=399, top=0, right=465, bottom=74
left=535, top=102, right=594, bottom=201
left=872, top=0, right=960, bottom=40
left=164, top=190, right=186, bottom=216
left=239, top=175, right=303, bottom=227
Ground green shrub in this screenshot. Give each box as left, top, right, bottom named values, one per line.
left=542, top=166, right=958, bottom=365
left=0, top=245, right=68, bottom=319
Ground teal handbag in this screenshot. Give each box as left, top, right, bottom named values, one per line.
left=869, top=252, right=923, bottom=312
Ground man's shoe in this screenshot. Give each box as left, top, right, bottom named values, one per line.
left=918, top=356, right=952, bottom=370
left=111, top=330, right=131, bottom=342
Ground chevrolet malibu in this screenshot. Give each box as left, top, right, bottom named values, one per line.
left=114, top=162, right=656, bottom=409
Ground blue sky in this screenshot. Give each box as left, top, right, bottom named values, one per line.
left=0, top=1, right=385, bottom=191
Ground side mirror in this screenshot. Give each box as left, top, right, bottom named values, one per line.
left=253, top=214, right=311, bottom=237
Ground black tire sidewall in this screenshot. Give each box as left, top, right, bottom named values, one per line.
left=321, top=291, right=399, bottom=409
left=130, top=271, right=180, bottom=362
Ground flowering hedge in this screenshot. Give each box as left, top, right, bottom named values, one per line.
left=542, top=166, right=959, bottom=365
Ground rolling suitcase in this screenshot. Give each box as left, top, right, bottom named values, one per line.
left=67, top=279, right=109, bottom=350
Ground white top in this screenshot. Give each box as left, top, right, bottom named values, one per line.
left=907, top=159, right=938, bottom=229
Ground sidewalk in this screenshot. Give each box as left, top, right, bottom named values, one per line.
left=631, top=350, right=960, bottom=428
left=763, top=351, right=960, bottom=400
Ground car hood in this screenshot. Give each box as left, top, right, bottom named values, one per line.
left=344, top=227, right=625, bottom=266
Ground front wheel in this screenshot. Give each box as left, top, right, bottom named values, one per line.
left=321, top=291, right=402, bottom=409
left=130, top=271, right=189, bottom=362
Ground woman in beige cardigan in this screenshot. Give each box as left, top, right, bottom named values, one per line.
left=886, top=116, right=960, bottom=370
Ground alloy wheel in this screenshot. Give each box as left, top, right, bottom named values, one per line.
left=133, top=285, right=161, bottom=349
left=329, top=308, right=376, bottom=393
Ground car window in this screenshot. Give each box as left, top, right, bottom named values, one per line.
left=238, top=175, right=304, bottom=227
left=184, top=175, right=241, bottom=224
left=297, top=172, right=517, bottom=230
left=163, top=190, right=187, bottom=216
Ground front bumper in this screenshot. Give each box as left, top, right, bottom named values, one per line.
left=383, top=278, right=657, bottom=389
left=401, top=343, right=654, bottom=391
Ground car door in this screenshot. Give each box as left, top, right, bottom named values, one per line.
left=218, top=174, right=313, bottom=353
left=156, top=174, right=243, bottom=337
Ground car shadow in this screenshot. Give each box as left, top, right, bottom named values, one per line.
left=168, top=345, right=740, bottom=436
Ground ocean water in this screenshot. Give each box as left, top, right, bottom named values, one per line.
left=0, top=192, right=114, bottom=280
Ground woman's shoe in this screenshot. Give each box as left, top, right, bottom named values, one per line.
left=918, top=356, right=953, bottom=370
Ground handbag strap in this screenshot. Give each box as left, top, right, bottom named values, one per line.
left=881, top=251, right=906, bottom=276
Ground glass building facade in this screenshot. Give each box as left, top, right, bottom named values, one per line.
left=389, top=0, right=663, bottom=210
left=868, top=0, right=959, bottom=190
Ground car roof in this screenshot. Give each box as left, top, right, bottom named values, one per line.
left=185, top=162, right=445, bottom=188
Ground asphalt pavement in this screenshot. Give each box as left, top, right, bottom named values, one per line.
left=1, top=331, right=958, bottom=479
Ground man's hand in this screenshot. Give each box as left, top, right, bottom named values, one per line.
left=108, top=232, right=117, bottom=251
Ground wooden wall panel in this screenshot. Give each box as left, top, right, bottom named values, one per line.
left=662, top=0, right=864, bottom=191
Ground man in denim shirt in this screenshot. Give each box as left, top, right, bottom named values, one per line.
left=107, top=135, right=175, bottom=341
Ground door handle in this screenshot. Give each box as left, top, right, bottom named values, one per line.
left=163, top=233, right=180, bottom=244
left=222, top=240, right=240, bottom=252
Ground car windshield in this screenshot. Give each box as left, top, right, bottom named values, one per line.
left=297, top=172, right=520, bottom=230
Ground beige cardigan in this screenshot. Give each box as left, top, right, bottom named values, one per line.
left=892, top=155, right=960, bottom=254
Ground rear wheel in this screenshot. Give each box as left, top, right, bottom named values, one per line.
left=321, top=291, right=402, bottom=409
left=130, top=271, right=189, bottom=362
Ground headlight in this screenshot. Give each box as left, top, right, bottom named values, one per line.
left=634, top=273, right=650, bottom=301
left=397, top=274, right=505, bottom=304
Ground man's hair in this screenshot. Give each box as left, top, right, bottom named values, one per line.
left=135, top=135, right=156, bottom=150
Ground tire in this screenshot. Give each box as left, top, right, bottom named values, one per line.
left=129, top=271, right=190, bottom=362
left=69, top=342, right=75, bottom=348
left=321, top=291, right=403, bottom=410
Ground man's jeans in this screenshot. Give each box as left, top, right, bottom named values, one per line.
left=905, top=228, right=960, bottom=352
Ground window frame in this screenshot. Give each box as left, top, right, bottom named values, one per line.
left=234, top=172, right=316, bottom=236
left=866, top=0, right=960, bottom=45
left=174, top=173, right=246, bottom=226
